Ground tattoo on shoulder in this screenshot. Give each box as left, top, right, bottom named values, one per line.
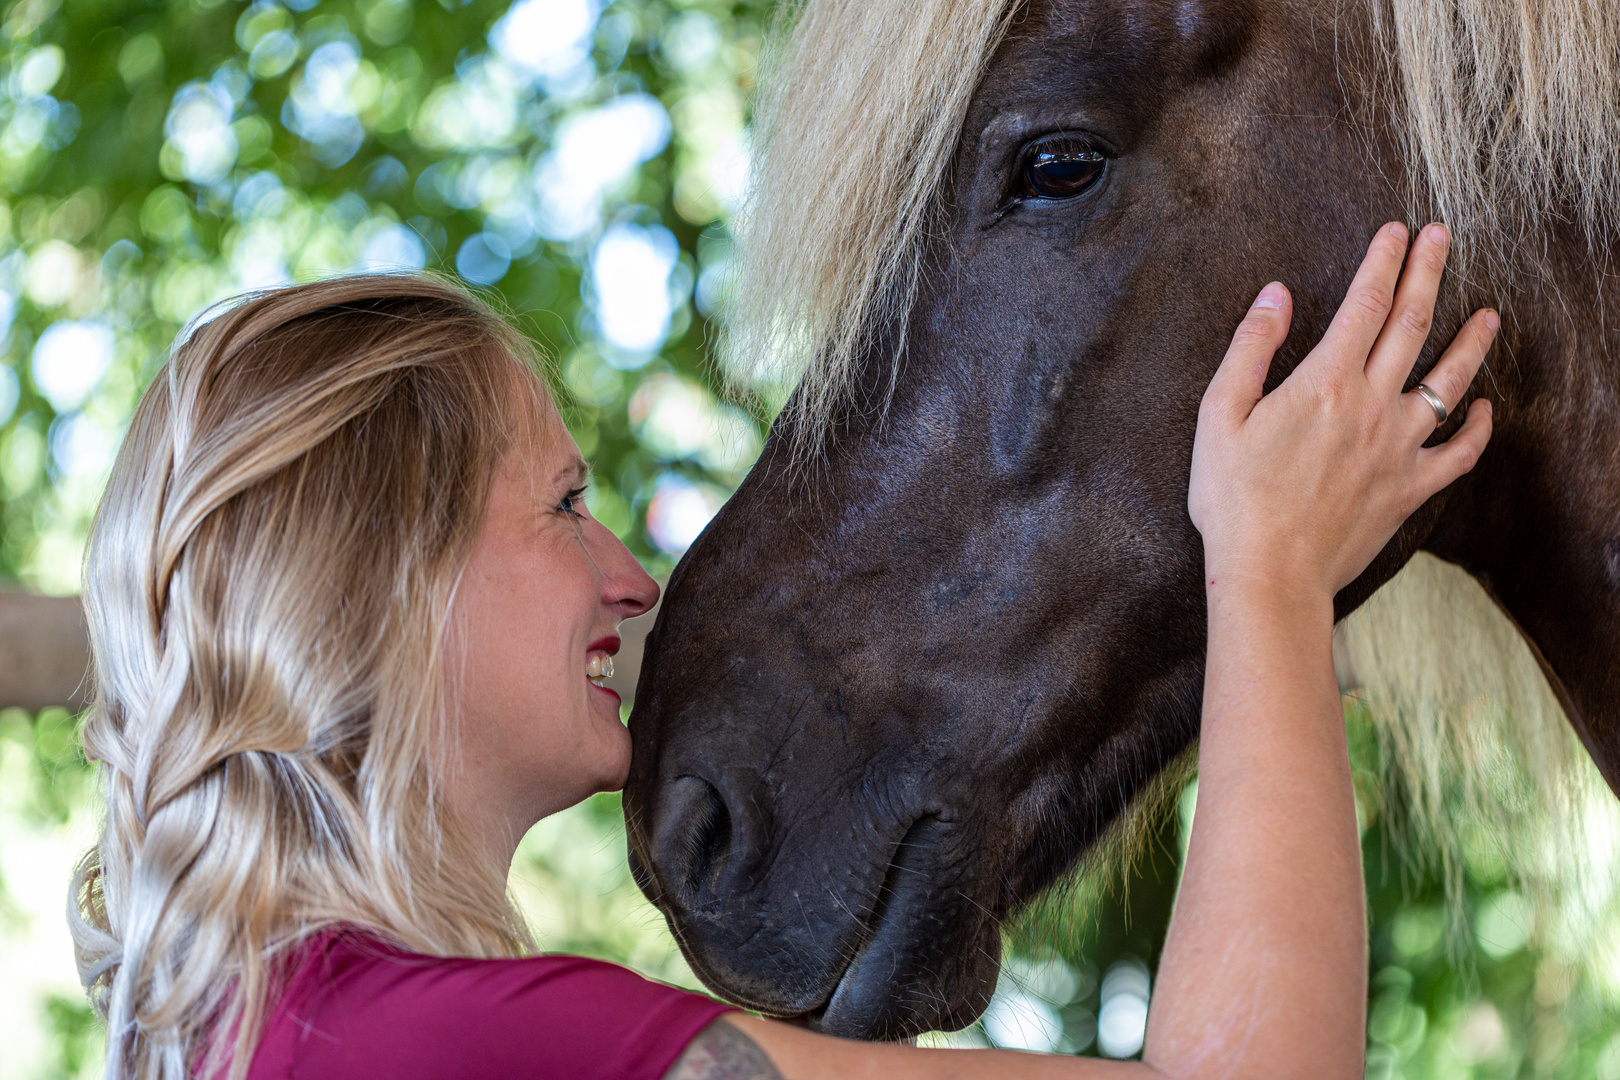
left=663, top=1018, right=784, bottom=1080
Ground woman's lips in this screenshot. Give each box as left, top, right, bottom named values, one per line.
left=587, top=636, right=622, bottom=701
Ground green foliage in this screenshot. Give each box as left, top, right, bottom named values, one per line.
left=0, top=0, right=773, bottom=593
left=0, top=707, right=101, bottom=1076
left=1, top=706, right=90, bottom=823
left=1354, top=695, right=1620, bottom=1079
left=988, top=703, right=1620, bottom=1073
left=41, top=994, right=100, bottom=1080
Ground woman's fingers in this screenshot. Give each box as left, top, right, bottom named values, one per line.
left=1312, top=223, right=1409, bottom=369
left=1405, top=308, right=1499, bottom=436
left=1365, top=224, right=1450, bottom=395
left=1416, top=397, right=1493, bottom=493
left=1204, top=282, right=1292, bottom=425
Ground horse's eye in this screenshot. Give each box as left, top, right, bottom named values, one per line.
left=1020, top=144, right=1106, bottom=200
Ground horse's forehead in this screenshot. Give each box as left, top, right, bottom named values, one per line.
left=1017, top=0, right=1186, bottom=33
left=1012, top=0, right=1264, bottom=51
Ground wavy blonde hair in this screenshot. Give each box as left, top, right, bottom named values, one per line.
left=71, top=274, right=548, bottom=1080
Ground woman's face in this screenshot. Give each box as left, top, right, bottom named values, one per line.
left=446, top=395, right=659, bottom=851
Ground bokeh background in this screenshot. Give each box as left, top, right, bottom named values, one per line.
left=2, top=0, right=1620, bottom=1075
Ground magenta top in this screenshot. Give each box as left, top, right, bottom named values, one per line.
left=241, top=930, right=735, bottom=1080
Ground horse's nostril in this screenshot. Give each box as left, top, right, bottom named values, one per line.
left=654, top=775, right=733, bottom=901
left=683, top=779, right=732, bottom=894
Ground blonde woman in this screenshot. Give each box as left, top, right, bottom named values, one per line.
left=73, top=221, right=1494, bottom=1080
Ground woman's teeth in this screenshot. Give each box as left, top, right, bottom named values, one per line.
left=586, top=654, right=614, bottom=686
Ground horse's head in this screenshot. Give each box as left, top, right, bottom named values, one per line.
left=625, top=0, right=1463, bottom=1039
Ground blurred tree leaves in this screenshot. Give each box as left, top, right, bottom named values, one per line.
left=0, top=0, right=773, bottom=592
left=990, top=702, right=1620, bottom=1074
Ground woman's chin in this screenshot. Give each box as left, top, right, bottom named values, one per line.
left=590, top=717, right=633, bottom=793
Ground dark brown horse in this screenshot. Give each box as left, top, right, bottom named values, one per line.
left=623, top=0, right=1620, bottom=1040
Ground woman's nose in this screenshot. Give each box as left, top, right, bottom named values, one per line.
left=586, top=519, right=659, bottom=618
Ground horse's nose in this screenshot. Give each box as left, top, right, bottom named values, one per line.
left=649, top=774, right=736, bottom=903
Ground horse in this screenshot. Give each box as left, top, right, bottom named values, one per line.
left=622, top=0, right=1620, bottom=1041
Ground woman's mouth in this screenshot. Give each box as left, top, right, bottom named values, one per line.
left=587, top=637, right=621, bottom=700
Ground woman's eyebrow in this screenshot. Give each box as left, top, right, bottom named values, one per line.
left=552, top=456, right=590, bottom=487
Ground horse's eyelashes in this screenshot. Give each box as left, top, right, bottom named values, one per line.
left=1018, top=140, right=1107, bottom=201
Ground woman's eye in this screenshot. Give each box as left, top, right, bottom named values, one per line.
left=1020, top=144, right=1106, bottom=200
left=560, top=486, right=588, bottom=516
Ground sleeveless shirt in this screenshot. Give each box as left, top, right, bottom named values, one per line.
left=241, top=930, right=735, bottom=1079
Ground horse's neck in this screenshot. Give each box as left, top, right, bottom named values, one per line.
left=1517, top=240, right=1620, bottom=420
left=1428, top=240, right=1620, bottom=790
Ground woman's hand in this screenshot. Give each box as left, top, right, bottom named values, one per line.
left=1188, top=221, right=1496, bottom=600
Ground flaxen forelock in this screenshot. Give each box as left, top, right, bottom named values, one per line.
left=722, top=0, right=1018, bottom=454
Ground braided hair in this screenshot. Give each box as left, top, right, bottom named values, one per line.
left=72, top=274, right=547, bottom=1080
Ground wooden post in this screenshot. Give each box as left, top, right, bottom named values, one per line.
left=0, top=591, right=663, bottom=714
left=0, top=592, right=90, bottom=712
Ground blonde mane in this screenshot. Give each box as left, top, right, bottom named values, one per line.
left=729, top=0, right=1620, bottom=947
left=1373, top=0, right=1620, bottom=273
left=723, top=0, right=1018, bottom=443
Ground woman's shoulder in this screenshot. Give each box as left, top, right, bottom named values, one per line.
left=247, top=929, right=733, bottom=1080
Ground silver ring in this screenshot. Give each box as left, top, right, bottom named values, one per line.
left=1412, top=382, right=1448, bottom=428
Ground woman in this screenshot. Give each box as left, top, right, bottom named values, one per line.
left=71, top=221, right=1494, bottom=1080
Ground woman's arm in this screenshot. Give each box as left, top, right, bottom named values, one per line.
left=665, top=222, right=1495, bottom=1080
left=1146, top=222, right=1492, bottom=1079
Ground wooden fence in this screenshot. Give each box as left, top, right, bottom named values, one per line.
left=0, top=592, right=89, bottom=712
left=0, top=592, right=659, bottom=713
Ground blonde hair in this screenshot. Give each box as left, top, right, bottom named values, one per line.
left=72, top=274, right=548, bottom=1080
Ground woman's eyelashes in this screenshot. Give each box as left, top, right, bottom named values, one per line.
left=558, top=485, right=589, bottom=518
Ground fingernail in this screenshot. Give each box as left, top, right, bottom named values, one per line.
left=1484, top=308, right=1500, bottom=332
left=1251, top=282, right=1286, bottom=310
left=1480, top=399, right=1493, bottom=416
left=1428, top=223, right=1450, bottom=249
left=1387, top=222, right=1409, bottom=241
